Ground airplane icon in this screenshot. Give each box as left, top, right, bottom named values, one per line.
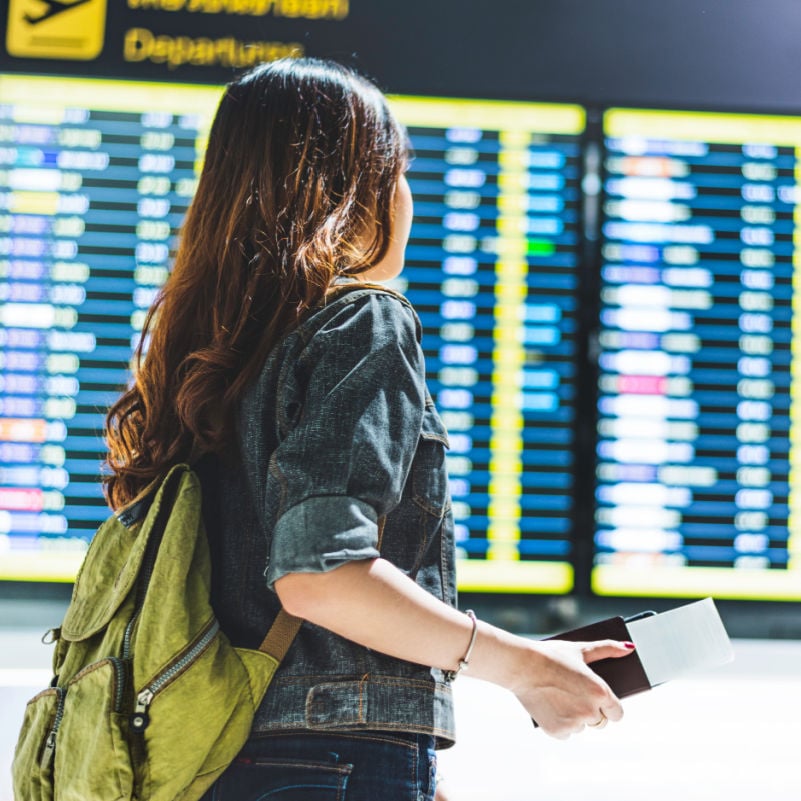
left=24, top=0, right=92, bottom=26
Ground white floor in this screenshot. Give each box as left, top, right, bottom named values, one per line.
left=2, top=619, right=800, bottom=801
left=439, top=638, right=801, bottom=801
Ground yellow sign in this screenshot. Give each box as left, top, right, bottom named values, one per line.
left=6, top=0, right=107, bottom=60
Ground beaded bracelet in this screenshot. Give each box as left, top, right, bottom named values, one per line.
left=444, top=609, right=478, bottom=681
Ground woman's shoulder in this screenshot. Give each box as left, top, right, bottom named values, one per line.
left=243, top=283, right=425, bottom=427
left=250, top=284, right=423, bottom=398
left=300, top=283, right=421, bottom=343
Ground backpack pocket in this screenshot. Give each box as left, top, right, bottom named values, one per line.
left=12, top=688, right=60, bottom=801
left=130, top=619, right=279, bottom=801
left=54, top=658, right=134, bottom=801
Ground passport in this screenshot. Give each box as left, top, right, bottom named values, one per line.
left=532, top=597, right=733, bottom=727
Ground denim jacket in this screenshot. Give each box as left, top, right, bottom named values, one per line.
left=198, top=286, right=457, bottom=746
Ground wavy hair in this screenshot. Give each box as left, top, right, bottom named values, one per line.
left=104, top=58, right=408, bottom=509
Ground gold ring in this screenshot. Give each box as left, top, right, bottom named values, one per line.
left=588, top=711, right=608, bottom=729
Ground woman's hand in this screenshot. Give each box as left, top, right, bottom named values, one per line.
left=505, top=638, right=631, bottom=739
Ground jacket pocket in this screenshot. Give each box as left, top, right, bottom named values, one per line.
left=411, top=404, right=451, bottom=518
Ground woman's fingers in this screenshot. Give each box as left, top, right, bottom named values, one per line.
left=578, top=639, right=635, bottom=724
left=600, top=702, right=623, bottom=723
left=581, top=639, right=636, bottom=664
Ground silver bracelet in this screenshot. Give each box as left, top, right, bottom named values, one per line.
left=444, top=609, right=478, bottom=681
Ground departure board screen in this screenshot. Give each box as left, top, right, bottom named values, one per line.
left=390, top=98, right=584, bottom=593
left=0, top=75, right=584, bottom=592
left=0, top=75, right=220, bottom=581
left=594, top=108, right=801, bottom=600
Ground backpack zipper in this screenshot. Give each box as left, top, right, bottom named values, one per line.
left=40, top=686, right=66, bottom=769
left=129, top=619, right=220, bottom=733
left=108, top=656, right=127, bottom=713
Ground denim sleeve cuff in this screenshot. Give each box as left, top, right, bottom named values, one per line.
left=266, top=495, right=381, bottom=589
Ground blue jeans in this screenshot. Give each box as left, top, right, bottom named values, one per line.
left=199, top=731, right=437, bottom=801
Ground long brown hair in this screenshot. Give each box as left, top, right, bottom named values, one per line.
left=104, top=58, right=408, bottom=509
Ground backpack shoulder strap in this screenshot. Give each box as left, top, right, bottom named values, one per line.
left=257, top=609, right=303, bottom=661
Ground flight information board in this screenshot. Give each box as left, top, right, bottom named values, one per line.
left=0, top=74, right=220, bottom=581
left=594, top=108, right=801, bottom=600
left=0, top=75, right=584, bottom=592
left=390, top=98, right=584, bottom=593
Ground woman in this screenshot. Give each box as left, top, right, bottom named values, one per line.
left=105, top=58, right=632, bottom=801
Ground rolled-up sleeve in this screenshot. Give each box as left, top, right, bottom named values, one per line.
left=265, top=293, right=426, bottom=588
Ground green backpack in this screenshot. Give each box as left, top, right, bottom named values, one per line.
left=12, top=463, right=301, bottom=801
